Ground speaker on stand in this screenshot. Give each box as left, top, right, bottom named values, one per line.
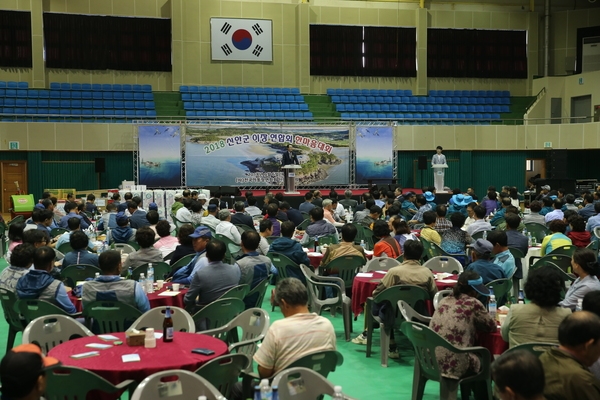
left=95, top=158, right=105, bottom=189
left=418, top=156, right=427, bottom=188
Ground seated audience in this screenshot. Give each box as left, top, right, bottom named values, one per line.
left=390, top=216, right=418, bottom=253
left=215, top=209, right=242, bottom=245
left=430, top=270, right=496, bottom=387
left=539, top=196, right=554, bottom=216
left=123, top=227, right=163, bottom=270
left=372, top=220, right=402, bottom=258
left=236, top=231, right=273, bottom=309
left=97, top=202, right=117, bottom=231
left=559, top=247, right=600, bottom=310
left=302, top=207, right=337, bottom=244
left=481, top=191, right=499, bottom=217
left=466, top=239, right=506, bottom=283
left=578, top=193, right=596, bottom=221
left=171, top=226, right=212, bottom=284
left=154, top=220, right=179, bottom=258
left=358, top=205, right=382, bottom=229
left=505, top=212, right=529, bottom=282
left=4, top=222, right=25, bottom=263
left=63, top=231, right=99, bottom=268
left=539, top=312, right=600, bottom=399
left=55, top=217, right=95, bottom=252
left=354, top=198, right=375, bottom=223
left=582, top=290, right=600, bottom=380
left=567, top=215, right=591, bottom=247
left=127, top=200, right=150, bottom=229
left=523, top=200, right=546, bottom=225
left=58, top=201, right=89, bottom=230
left=257, top=219, right=273, bottom=256
left=501, top=266, right=571, bottom=348
left=586, top=202, right=600, bottom=234
left=184, top=239, right=241, bottom=310
left=190, top=200, right=204, bottom=226
left=264, top=203, right=282, bottom=237
left=487, top=231, right=516, bottom=278
left=319, top=223, right=365, bottom=268
left=270, top=221, right=311, bottom=282
left=544, top=199, right=564, bottom=224
left=420, top=210, right=442, bottom=246
left=408, top=195, right=432, bottom=225
left=110, top=212, right=136, bottom=244
left=231, top=201, right=255, bottom=229
left=441, top=212, right=472, bottom=263
left=168, top=224, right=196, bottom=268
left=491, top=197, right=513, bottom=226
left=0, top=244, right=34, bottom=292
left=245, top=196, right=262, bottom=217
left=466, top=205, right=492, bottom=236
left=16, top=246, right=76, bottom=314
left=492, top=350, right=546, bottom=400
left=433, top=205, right=452, bottom=233
left=540, top=220, right=572, bottom=256
left=82, top=250, right=150, bottom=312
left=298, top=192, right=316, bottom=214
left=201, top=203, right=221, bottom=231
left=175, top=198, right=193, bottom=223
left=145, top=210, right=161, bottom=240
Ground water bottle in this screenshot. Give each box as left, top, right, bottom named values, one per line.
left=532, top=235, right=537, bottom=246
left=522, top=226, right=528, bottom=238
left=482, top=230, right=487, bottom=240
left=139, top=273, right=146, bottom=293
left=576, top=299, right=583, bottom=312
left=527, top=232, right=532, bottom=247
left=127, top=266, right=133, bottom=280
left=94, top=272, right=100, bottom=279
left=332, top=386, right=344, bottom=399
left=106, top=227, right=111, bottom=245
left=488, top=295, right=497, bottom=322
left=254, top=386, right=261, bottom=400
left=259, top=379, right=272, bottom=400
left=147, top=263, right=155, bottom=294
left=198, top=396, right=207, bottom=400
left=360, top=239, right=366, bottom=249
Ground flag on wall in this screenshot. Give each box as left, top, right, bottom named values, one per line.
left=211, top=18, right=273, bottom=62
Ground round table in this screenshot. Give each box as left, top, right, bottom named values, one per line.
left=48, top=332, right=228, bottom=386
left=307, top=250, right=374, bottom=269
left=477, top=331, right=509, bottom=356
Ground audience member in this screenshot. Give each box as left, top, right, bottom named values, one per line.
left=545, top=199, right=564, bottom=224
left=257, top=219, right=273, bottom=256
left=122, top=227, right=163, bottom=270
left=270, top=221, right=310, bottom=282
left=319, top=224, right=365, bottom=267
left=559, top=247, right=600, bottom=310
left=58, top=202, right=89, bottom=230
left=568, top=215, right=591, bottom=247
left=280, top=201, right=304, bottom=227
left=481, top=191, right=499, bottom=217
left=390, top=217, right=418, bottom=253
left=202, top=204, right=221, bottom=231
left=408, top=195, right=432, bottom=225
left=486, top=230, right=515, bottom=278
left=303, top=207, right=337, bottom=244
left=433, top=205, right=452, bottom=233
left=231, top=201, right=254, bottom=229
left=358, top=205, right=382, bottom=229
left=215, top=209, right=242, bottom=246
left=154, top=220, right=179, bottom=258
left=586, top=202, right=600, bottom=234
left=505, top=212, right=528, bottom=282
left=523, top=201, right=546, bottom=225
left=578, top=193, right=596, bottom=221
left=491, top=197, right=513, bottom=226
left=63, top=231, right=99, bottom=267
left=175, top=198, right=193, bottom=223
left=540, top=220, right=572, bottom=256
left=339, top=190, right=358, bottom=210
left=298, top=192, right=316, bottom=214
left=466, top=239, right=506, bottom=283
left=441, top=212, right=472, bottom=263
left=420, top=211, right=442, bottom=245
left=110, top=212, right=136, bottom=244
left=168, top=224, right=196, bottom=268
left=171, top=226, right=212, bottom=283
left=582, top=290, right=600, bottom=380
left=265, top=203, right=282, bottom=237
left=466, top=205, right=492, bottom=236
left=245, top=196, right=262, bottom=217
left=372, top=220, right=402, bottom=258
left=236, top=231, right=272, bottom=309
left=492, top=350, right=546, bottom=400
left=0, top=244, right=34, bottom=291
left=97, top=202, right=117, bottom=231
left=127, top=201, right=150, bottom=229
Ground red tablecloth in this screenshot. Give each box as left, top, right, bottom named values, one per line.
left=350, top=271, right=458, bottom=317
left=307, top=252, right=373, bottom=269
left=477, top=331, right=508, bottom=355
left=69, top=285, right=188, bottom=313
left=48, top=332, right=228, bottom=386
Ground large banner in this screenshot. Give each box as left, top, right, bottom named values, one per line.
left=355, top=126, right=393, bottom=184
left=185, top=124, right=350, bottom=187
left=211, top=18, right=273, bottom=62
left=138, top=125, right=182, bottom=187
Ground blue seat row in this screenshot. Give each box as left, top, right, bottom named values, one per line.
left=50, top=83, right=152, bottom=92
left=0, top=99, right=154, bottom=110
left=339, top=112, right=501, bottom=120
left=327, top=89, right=413, bottom=97
left=181, top=93, right=303, bottom=103
left=430, top=90, right=510, bottom=97
left=336, top=103, right=510, bottom=113
left=180, top=86, right=301, bottom=95
left=186, top=111, right=313, bottom=121
left=1, top=109, right=156, bottom=117
left=183, top=101, right=309, bottom=112
left=0, top=81, right=28, bottom=89
left=0, top=89, right=153, bottom=101
left=330, top=95, right=510, bottom=105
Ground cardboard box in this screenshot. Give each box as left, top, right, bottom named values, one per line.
left=125, top=330, right=146, bottom=346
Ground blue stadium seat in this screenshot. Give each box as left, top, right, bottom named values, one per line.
left=132, top=84, right=142, bottom=92
left=257, top=94, right=267, bottom=103
left=142, top=84, right=152, bottom=92
left=26, top=99, right=37, bottom=108
left=336, top=104, right=345, bottom=112
left=49, top=83, right=60, bottom=90
left=80, top=91, right=92, bottom=100
left=81, top=100, right=92, bottom=109
left=25, top=108, right=37, bottom=114
left=223, top=102, right=233, bottom=110
left=71, top=100, right=82, bottom=108
left=271, top=103, right=280, bottom=111
left=390, top=104, right=399, bottom=112
left=274, top=112, right=284, bottom=120
left=466, top=105, right=475, bottom=113
left=501, top=106, right=510, bottom=113
left=237, top=94, right=247, bottom=102
left=123, top=101, right=134, bottom=109
left=262, top=103, right=272, bottom=111
left=501, top=98, right=510, bottom=105
left=263, top=88, right=273, bottom=95
left=340, top=113, right=350, bottom=120
left=416, top=105, right=425, bottom=112
left=372, top=104, right=381, bottom=112
left=289, top=103, right=299, bottom=111
left=70, top=91, right=82, bottom=99
left=134, top=101, right=144, bottom=109
left=213, top=102, right=223, bottom=111
left=15, top=99, right=26, bottom=108
left=92, top=100, right=103, bottom=108
left=145, top=101, right=154, bottom=109
left=363, top=104, right=372, bottom=112
left=346, top=104, right=355, bottom=112
left=264, top=111, right=274, bottom=119
left=381, top=104, right=390, bottom=112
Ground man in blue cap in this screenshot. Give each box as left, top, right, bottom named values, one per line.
left=171, top=226, right=213, bottom=285
left=110, top=211, right=136, bottom=244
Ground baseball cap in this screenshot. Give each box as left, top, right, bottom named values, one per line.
left=207, top=204, right=218, bottom=212
left=148, top=202, right=158, bottom=211
left=34, top=203, right=45, bottom=210
left=174, top=193, right=183, bottom=200
left=404, top=191, right=415, bottom=198
left=468, top=276, right=491, bottom=296
left=198, top=194, right=207, bottom=200
left=542, top=185, right=551, bottom=191
left=0, top=344, right=60, bottom=398
left=472, top=239, right=493, bottom=255
left=189, top=226, right=213, bottom=239
left=115, top=211, right=128, bottom=224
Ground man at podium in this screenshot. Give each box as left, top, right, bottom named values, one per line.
left=282, top=144, right=299, bottom=166
left=431, top=146, right=447, bottom=192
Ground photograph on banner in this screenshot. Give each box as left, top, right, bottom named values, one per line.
left=138, top=125, right=182, bottom=187
left=355, top=126, right=393, bottom=184
left=185, top=124, right=349, bottom=187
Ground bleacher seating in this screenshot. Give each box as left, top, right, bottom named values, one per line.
left=180, top=85, right=313, bottom=122
left=0, top=81, right=157, bottom=123
left=328, top=88, right=511, bottom=124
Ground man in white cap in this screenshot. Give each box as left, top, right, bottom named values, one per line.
left=171, top=193, right=184, bottom=214
left=535, top=185, right=551, bottom=201
left=197, top=193, right=208, bottom=216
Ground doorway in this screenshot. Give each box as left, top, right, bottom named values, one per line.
left=571, top=95, right=592, bottom=123
left=526, top=159, right=545, bottom=189
left=1, top=161, right=28, bottom=214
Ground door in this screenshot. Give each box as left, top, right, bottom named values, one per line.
left=571, top=95, right=592, bottom=123
left=1, top=161, right=28, bottom=213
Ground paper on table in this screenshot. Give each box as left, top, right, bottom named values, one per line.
left=437, top=279, right=458, bottom=284
left=158, top=291, right=180, bottom=297
left=302, top=247, right=309, bottom=252
left=364, top=250, right=374, bottom=256
left=71, top=351, right=100, bottom=359
left=307, top=252, right=322, bottom=257
left=85, top=343, right=113, bottom=349
left=122, top=354, right=141, bottom=363
left=356, top=272, right=373, bottom=278
left=376, top=271, right=388, bottom=274
left=97, top=334, right=120, bottom=341
left=154, top=332, right=163, bottom=339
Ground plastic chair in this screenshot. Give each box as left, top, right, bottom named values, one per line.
left=365, top=285, right=431, bottom=367
left=170, top=253, right=196, bottom=273
left=111, top=243, right=136, bottom=254
left=59, top=264, right=101, bottom=288
left=268, top=251, right=303, bottom=284
left=214, top=234, right=242, bottom=264
left=318, top=234, right=338, bottom=246
left=548, top=245, right=576, bottom=258
left=50, top=227, right=69, bottom=237
left=318, top=255, right=365, bottom=290
left=272, top=367, right=359, bottom=400
left=243, top=278, right=270, bottom=309
left=82, top=300, right=142, bottom=334
left=508, top=247, right=525, bottom=259
left=0, top=288, right=25, bottom=351
left=46, top=365, right=137, bottom=399
left=57, top=242, right=74, bottom=254
left=22, top=314, right=93, bottom=354
left=192, top=297, right=245, bottom=333
left=524, top=223, right=550, bottom=243
left=300, top=264, right=353, bottom=341
left=127, top=241, right=141, bottom=251
left=130, top=306, right=195, bottom=333
left=419, top=237, right=440, bottom=261
left=364, top=256, right=401, bottom=272
left=485, top=278, right=513, bottom=306
left=219, top=284, right=250, bottom=301
left=503, top=342, right=558, bottom=357
left=129, top=262, right=170, bottom=280
left=433, top=289, right=453, bottom=310
left=400, top=321, right=493, bottom=400
left=470, top=231, right=491, bottom=241
left=352, top=223, right=375, bottom=250
left=194, top=354, right=251, bottom=398
left=529, top=254, right=574, bottom=280
left=130, top=369, right=222, bottom=400
left=423, top=256, right=464, bottom=274
left=15, top=299, right=76, bottom=325
left=398, top=300, right=431, bottom=325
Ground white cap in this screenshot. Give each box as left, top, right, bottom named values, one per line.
left=334, top=386, right=343, bottom=393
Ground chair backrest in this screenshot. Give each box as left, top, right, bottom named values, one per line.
left=398, top=300, right=431, bottom=325
left=471, top=230, right=491, bottom=241
left=194, top=354, right=251, bottom=398
left=321, top=255, right=365, bottom=288
left=15, top=299, right=72, bottom=325
left=59, top=264, right=102, bottom=288
left=419, top=237, right=439, bottom=260
left=508, top=247, right=525, bottom=259
left=192, top=297, right=245, bottom=333
left=433, top=289, right=453, bottom=310
left=300, top=264, right=346, bottom=315
left=111, top=243, right=136, bottom=254
left=169, top=253, right=196, bottom=273
left=46, top=365, right=137, bottom=400
left=422, top=256, right=463, bottom=274
left=129, top=262, right=170, bottom=280
left=268, top=252, right=301, bottom=280
left=50, top=228, right=69, bottom=237
left=214, top=234, right=241, bottom=264
left=219, top=284, right=250, bottom=301
left=352, top=224, right=374, bottom=250
left=272, top=367, right=358, bottom=400
left=524, top=223, right=550, bottom=242
left=57, top=242, right=74, bottom=254
left=503, top=342, right=558, bottom=358
left=8, top=215, right=24, bottom=226
left=22, top=314, right=93, bottom=354
left=0, top=288, right=25, bottom=334
left=548, top=245, right=576, bottom=258
left=130, top=369, right=222, bottom=400
left=318, top=234, right=338, bottom=246
left=130, top=306, right=195, bottom=333
left=286, top=350, right=344, bottom=378
left=243, top=278, right=270, bottom=309
left=485, top=278, right=513, bottom=304
left=586, top=240, right=599, bottom=252
left=531, top=254, right=573, bottom=276
left=82, top=300, right=142, bottom=334
left=364, top=256, right=401, bottom=272
left=235, top=224, right=254, bottom=233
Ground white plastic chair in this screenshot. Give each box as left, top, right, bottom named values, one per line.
left=272, top=367, right=358, bottom=400
left=22, top=314, right=93, bottom=354
left=363, top=256, right=402, bottom=272
left=130, top=306, right=195, bottom=333
left=398, top=300, right=431, bottom=325
left=423, top=256, right=464, bottom=274
left=112, top=243, right=136, bottom=254
left=130, top=369, right=222, bottom=400
left=433, top=289, right=453, bottom=310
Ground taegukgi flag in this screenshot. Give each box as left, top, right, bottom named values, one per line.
left=211, top=18, right=273, bottom=62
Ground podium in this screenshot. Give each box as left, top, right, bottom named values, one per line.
left=432, top=164, right=448, bottom=192
left=282, top=165, right=301, bottom=194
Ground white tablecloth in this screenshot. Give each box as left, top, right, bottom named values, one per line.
left=522, top=246, right=542, bottom=287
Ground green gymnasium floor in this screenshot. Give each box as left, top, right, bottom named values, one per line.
left=0, top=257, right=444, bottom=399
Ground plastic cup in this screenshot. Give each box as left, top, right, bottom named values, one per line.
left=156, top=280, right=164, bottom=290
left=172, top=283, right=180, bottom=291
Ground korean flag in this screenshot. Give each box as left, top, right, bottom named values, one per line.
left=211, top=18, right=273, bottom=62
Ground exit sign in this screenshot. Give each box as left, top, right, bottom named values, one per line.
left=544, top=142, right=552, bottom=148
left=579, top=77, right=584, bottom=85
left=8, top=141, right=19, bottom=150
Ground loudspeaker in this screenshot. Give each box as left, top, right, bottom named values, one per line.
left=547, top=150, right=568, bottom=179
left=95, top=158, right=105, bottom=173
left=418, top=156, right=427, bottom=170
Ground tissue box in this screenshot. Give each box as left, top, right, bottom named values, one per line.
left=126, top=330, right=145, bottom=346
